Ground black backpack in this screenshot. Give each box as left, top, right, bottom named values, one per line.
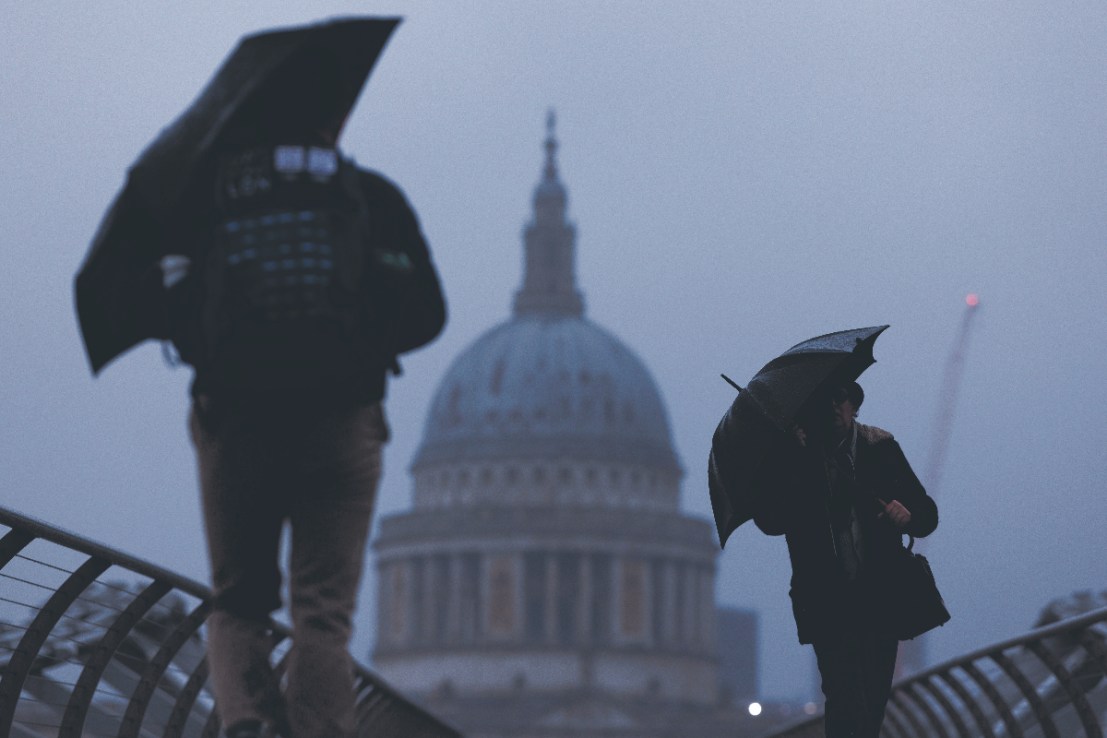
left=187, top=144, right=388, bottom=393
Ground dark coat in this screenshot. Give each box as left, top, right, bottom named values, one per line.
left=165, top=164, right=445, bottom=403
left=752, top=422, right=938, bottom=644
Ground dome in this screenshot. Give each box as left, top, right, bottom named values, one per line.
left=373, top=116, right=720, bottom=720
left=410, top=110, right=683, bottom=509
left=413, top=314, right=680, bottom=471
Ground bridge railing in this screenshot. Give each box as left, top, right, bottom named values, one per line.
left=0, top=506, right=461, bottom=738
left=767, top=606, right=1107, bottom=738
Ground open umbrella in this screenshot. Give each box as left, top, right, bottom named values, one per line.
left=75, top=17, right=400, bottom=374
left=708, top=325, right=889, bottom=548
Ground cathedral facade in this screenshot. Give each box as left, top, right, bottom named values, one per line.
left=372, top=117, right=757, bottom=737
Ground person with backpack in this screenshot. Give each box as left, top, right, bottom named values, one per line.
left=178, top=151, right=443, bottom=738
left=160, top=44, right=444, bottom=738
left=74, top=20, right=442, bottom=737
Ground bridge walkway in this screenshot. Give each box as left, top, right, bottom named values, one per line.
left=0, top=506, right=461, bottom=738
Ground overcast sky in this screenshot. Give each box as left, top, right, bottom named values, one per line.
left=2, top=1, right=1106, bottom=701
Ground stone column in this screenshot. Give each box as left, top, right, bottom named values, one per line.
left=447, top=554, right=463, bottom=644
left=388, top=559, right=413, bottom=647
left=661, top=559, right=678, bottom=647
left=616, top=557, right=649, bottom=645
left=700, top=566, right=716, bottom=653
left=544, top=554, right=559, bottom=644
left=484, top=552, right=521, bottom=641
left=642, top=560, right=655, bottom=648
left=682, top=562, right=696, bottom=648
left=377, top=561, right=391, bottom=646
left=421, top=556, right=437, bottom=645
left=688, top=562, right=700, bottom=648
left=577, top=554, right=592, bottom=643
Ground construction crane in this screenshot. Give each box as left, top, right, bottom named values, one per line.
left=924, top=293, right=982, bottom=497
left=898, top=294, right=981, bottom=679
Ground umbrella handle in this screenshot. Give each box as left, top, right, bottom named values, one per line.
left=720, top=373, right=743, bottom=392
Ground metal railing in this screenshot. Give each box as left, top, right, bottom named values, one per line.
left=0, top=506, right=461, bottom=738
left=766, top=607, right=1107, bottom=738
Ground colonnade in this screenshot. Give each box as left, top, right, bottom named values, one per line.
left=377, top=547, right=716, bottom=657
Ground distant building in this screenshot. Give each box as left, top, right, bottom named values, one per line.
left=716, top=607, right=758, bottom=701
left=371, top=114, right=772, bottom=737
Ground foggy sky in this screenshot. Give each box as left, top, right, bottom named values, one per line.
left=2, top=1, right=1106, bottom=701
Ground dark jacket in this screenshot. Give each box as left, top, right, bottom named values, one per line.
left=752, top=422, right=938, bottom=644
left=164, top=163, right=445, bottom=404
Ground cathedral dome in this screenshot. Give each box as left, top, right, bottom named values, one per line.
left=411, top=110, right=680, bottom=484
left=373, top=116, right=719, bottom=719
left=413, top=314, right=679, bottom=471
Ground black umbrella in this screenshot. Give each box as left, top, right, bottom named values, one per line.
left=75, top=17, right=400, bottom=374
left=708, top=325, right=889, bottom=548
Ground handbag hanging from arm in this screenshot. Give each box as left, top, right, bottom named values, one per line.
left=886, top=535, right=951, bottom=641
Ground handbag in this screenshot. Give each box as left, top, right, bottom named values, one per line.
left=883, top=535, right=950, bottom=640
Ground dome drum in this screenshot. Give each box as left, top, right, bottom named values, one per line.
left=411, top=458, right=682, bottom=512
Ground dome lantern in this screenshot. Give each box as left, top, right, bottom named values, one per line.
left=513, top=109, right=585, bottom=318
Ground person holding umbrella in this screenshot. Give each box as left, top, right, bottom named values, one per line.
left=76, top=19, right=446, bottom=738
left=709, top=328, right=939, bottom=738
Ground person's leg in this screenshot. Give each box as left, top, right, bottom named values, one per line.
left=285, top=402, right=386, bottom=738
left=860, top=634, right=899, bottom=737
left=813, top=633, right=869, bottom=738
left=191, top=402, right=288, bottom=735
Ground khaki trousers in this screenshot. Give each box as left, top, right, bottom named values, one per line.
left=190, top=399, right=386, bottom=738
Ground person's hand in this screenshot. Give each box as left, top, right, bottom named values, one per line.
left=877, top=498, right=912, bottom=528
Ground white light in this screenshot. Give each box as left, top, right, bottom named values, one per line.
left=748, top=702, right=762, bottom=717
left=804, top=702, right=818, bottom=715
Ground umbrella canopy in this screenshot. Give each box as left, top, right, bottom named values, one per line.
left=75, top=17, right=399, bottom=374
left=708, top=325, right=889, bottom=548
